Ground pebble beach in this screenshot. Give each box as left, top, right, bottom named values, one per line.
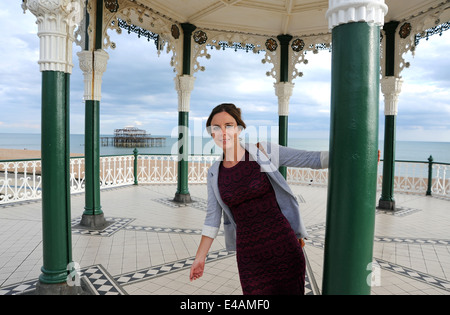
left=0, top=148, right=83, bottom=161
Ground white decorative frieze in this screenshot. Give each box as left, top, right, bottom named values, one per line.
left=326, top=0, right=388, bottom=30
left=274, top=82, right=295, bottom=116
left=288, top=34, right=332, bottom=82
left=381, top=76, right=403, bottom=116
left=24, top=0, right=84, bottom=73
left=102, top=0, right=181, bottom=74
left=77, top=49, right=109, bottom=101
left=395, top=4, right=450, bottom=78
left=174, top=75, right=196, bottom=112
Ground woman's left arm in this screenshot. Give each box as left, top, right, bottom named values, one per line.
left=264, top=142, right=328, bottom=169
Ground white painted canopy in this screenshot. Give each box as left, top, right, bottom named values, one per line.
left=133, top=0, right=448, bottom=36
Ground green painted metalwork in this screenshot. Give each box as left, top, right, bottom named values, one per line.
left=427, top=155, right=434, bottom=196
left=277, top=34, right=293, bottom=83
left=83, top=0, right=90, bottom=51
left=379, top=115, right=396, bottom=210
left=82, top=0, right=104, bottom=218
left=40, top=71, right=72, bottom=284
left=278, top=115, right=288, bottom=178
left=133, top=148, right=139, bottom=185
left=181, top=23, right=196, bottom=76
left=383, top=21, right=399, bottom=76
left=277, top=34, right=292, bottom=178
left=379, top=22, right=399, bottom=211
left=84, top=100, right=103, bottom=216
left=322, top=22, right=380, bottom=295
left=174, top=23, right=196, bottom=201
left=177, top=111, right=190, bottom=196
left=95, top=0, right=103, bottom=50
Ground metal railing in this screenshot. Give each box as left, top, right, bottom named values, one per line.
left=376, top=156, right=449, bottom=198
left=1, top=152, right=449, bottom=205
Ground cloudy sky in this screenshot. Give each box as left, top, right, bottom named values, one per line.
left=1, top=2, right=449, bottom=142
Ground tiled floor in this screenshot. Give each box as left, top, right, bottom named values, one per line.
left=0, top=183, right=449, bottom=295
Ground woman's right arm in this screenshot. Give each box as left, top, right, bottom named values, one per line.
left=190, top=168, right=221, bottom=281
left=190, top=235, right=214, bottom=281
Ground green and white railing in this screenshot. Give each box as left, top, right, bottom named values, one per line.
left=1, top=152, right=449, bottom=205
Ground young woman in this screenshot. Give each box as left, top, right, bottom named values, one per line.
left=189, top=103, right=328, bottom=295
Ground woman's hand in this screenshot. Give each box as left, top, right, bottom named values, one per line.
left=189, top=235, right=214, bottom=281
left=190, top=258, right=205, bottom=281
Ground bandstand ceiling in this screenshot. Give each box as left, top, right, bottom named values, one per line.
left=132, top=0, right=447, bottom=36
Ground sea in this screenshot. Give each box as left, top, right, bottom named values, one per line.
left=0, top=133, right=449, bottom=164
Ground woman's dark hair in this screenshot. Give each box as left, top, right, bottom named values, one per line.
left=206, top=103, right=246, bottom=134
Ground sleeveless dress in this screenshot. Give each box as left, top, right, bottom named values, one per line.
left=218, top=151, right=306, bottom=295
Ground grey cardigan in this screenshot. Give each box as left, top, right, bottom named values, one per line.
left=202, top=141, right=328, bottom=251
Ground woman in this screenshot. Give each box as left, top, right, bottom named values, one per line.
left=189, top=103, right=328, bottom=295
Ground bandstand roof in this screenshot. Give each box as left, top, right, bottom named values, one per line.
left=106, top=0, right=449, bottom=79
left=131, top=0, right=447, bottom=36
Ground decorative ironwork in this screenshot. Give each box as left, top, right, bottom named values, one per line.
left=209, top=40, right=263, bottom=53
left=310, top=43, right=330, bottom=52
left=300, top=43, right=331, bottom=55
left=415, top=21, right=450, bottom=46
left=193, top=30, right=208, bottom=45
left=105, top=0, right=119, bottom=13
left=399, top=22, right=412, bottom=39
left=117, top=19, right=160, bottom=47
left=171, top=24, right=180, bottom=39
left=291, top=38, right=305, bottom=52
left=265, top=38, right=278, bottom=52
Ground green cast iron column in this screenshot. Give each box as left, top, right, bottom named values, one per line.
left=277, top=34, right=293, bottom=178
left=40, top=71, right=73, bottom=285
left=174, top=23, right=196, bottom=203
left=84, top=0, right=103, bottom=219
left=322, top=22, right=380, bottom=295
left=25, top=0, right=85, bottom=295
left=83, top=100, right=103, bottom=217
left=379, top=114, right=396, bottom=209
left=278, top=116, right=288, bottom=148
left=177, top=111, right=190, bottom=197
left=378, top=21, right=400, bottom=211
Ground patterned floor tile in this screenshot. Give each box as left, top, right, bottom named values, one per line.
left=153, top=197, right=207, bottom=211
left=71, top=217, right=135, bottom=237
left=125, top=225, right=204, bottom=235
left=116, top=249, right=234, bottom=286
left=375, top=258, right=450, bottom=292
left=0, top=264, right=127, bottom=295
left=374, top=237, right=450, bottom=246
left=376, top=206, right=422, bottom=216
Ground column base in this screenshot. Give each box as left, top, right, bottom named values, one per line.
left=79, top=213, right=109, bottom=230
left=377, top=199, right=396, bottom=211
left=34, top=280, right=85, bottom=295
left=173, top=193, right=192, bottom=203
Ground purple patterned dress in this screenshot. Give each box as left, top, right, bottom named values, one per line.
left=218, top=151, right=306, bottom=295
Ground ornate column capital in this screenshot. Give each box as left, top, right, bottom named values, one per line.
left=174, top=75, right=196, bottom=112
left=24, top=0, right=84, bottom=73
left=77, top=49, right=109, bottom=101
left=326, top=0, right=388, bottom=30
left=274, top=82, right=295, bottom=116
left=381, top=76, right=403, bottom=116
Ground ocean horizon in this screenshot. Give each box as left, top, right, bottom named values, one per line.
left=0, top=133, right=449, bottom=164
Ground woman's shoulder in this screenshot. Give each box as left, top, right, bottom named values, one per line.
left=208, top=160, right=221, bottom=176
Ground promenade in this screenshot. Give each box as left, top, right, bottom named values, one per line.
left=0, top=183, right=449, bottom=295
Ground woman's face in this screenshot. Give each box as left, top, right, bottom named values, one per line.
left=210, top=111, right=241, bottom=151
